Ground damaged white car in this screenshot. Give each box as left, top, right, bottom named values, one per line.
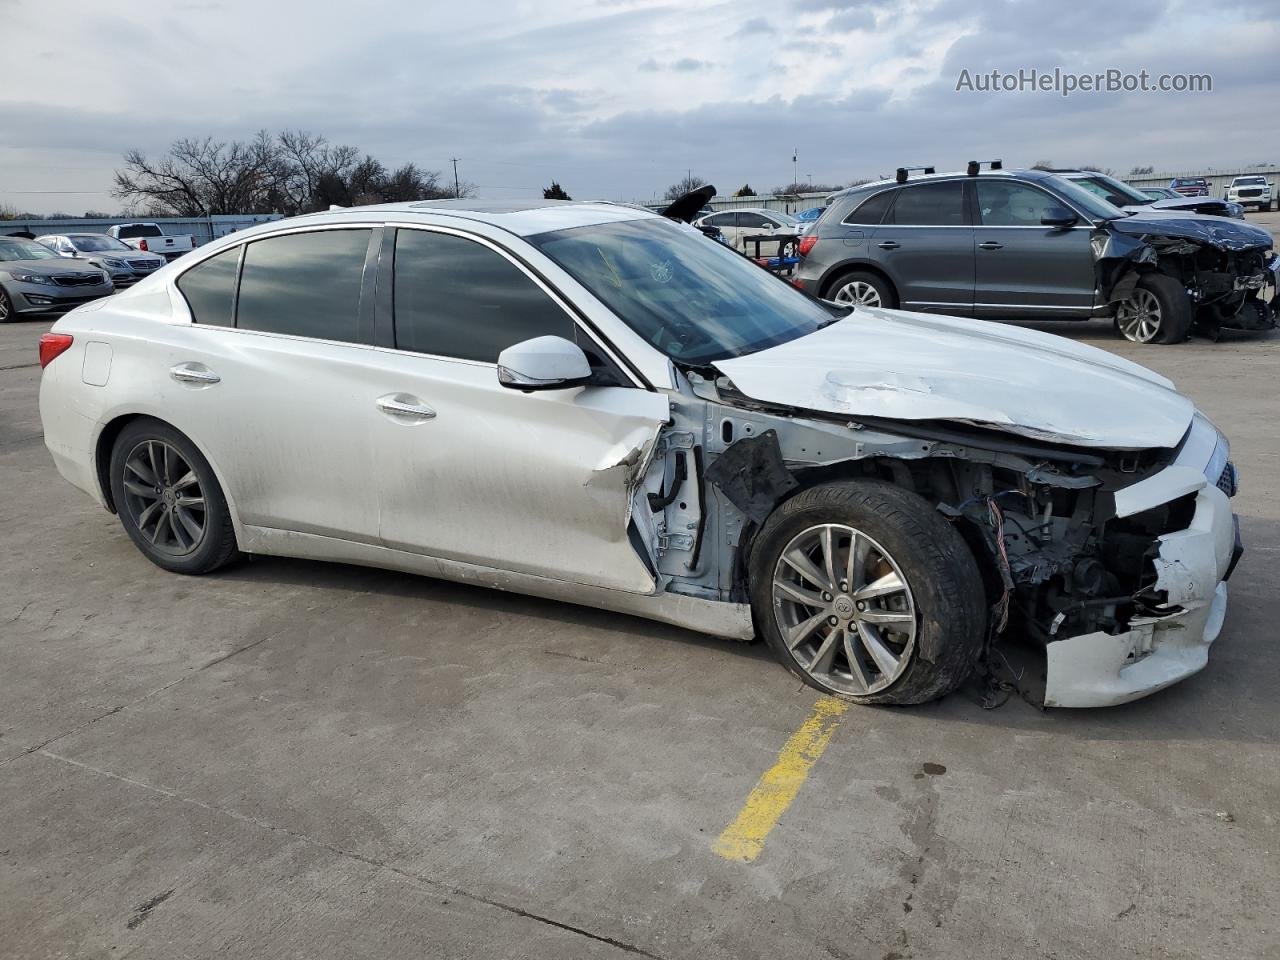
left=38, top=200, right=1243, bottom=708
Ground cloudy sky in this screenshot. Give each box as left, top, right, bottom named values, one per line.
left=2, top=0, right=1277, bottom=214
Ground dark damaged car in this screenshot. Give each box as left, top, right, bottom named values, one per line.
left=793, top=167, right=1277, bottom=343
left=40, top=199, right=1241, bottom=709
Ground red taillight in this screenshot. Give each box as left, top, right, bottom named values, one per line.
left=138, top=238, right=148, bottom=251
left=798, top=234, right=818, bottom=257
left=39, top=333, right=74, bottom=369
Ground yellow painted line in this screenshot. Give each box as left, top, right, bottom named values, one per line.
left=711, top=696, right=850, bottom=863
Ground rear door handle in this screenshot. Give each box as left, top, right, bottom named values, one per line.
left=876, top=240, right=900, bottom=250
left=376, top=393, right=436, bottom=422
left=978, top=241, right=1004, bottom=250
left=169, top=363, right=220, bottom=384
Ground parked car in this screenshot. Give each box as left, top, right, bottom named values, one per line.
left=693, top=208, right=798, bottom=251
left=795, top=206, right=826, bottom=235
left=1140, top=187, right=1184, bottom=201
left=106, top=222, right=197, bottom=261
left=1169, top=177, right=1211, bottom=197
left=1055, top=170, right=1244, bottom=219
left=0, top=236, right=114, bottom=321
left=794, top=167, right=1277, bottom=342
left=34, top=233, right=166, bottom=288
left=1224, top=175, right=1274, bottom=211
left=39, top=200, right=1241, bottom=708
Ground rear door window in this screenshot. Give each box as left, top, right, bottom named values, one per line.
left=176, top=247, right=241, bottom=326
left=887, top=182, right=967, bottom=226
left=737, top=212, right=771, bottom=229
left=236, top=229, right=371, bottom=342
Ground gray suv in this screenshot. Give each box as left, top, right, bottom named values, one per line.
left=793, top=168, right=1277, bottom=343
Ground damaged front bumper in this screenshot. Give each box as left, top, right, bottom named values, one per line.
left=1044, top=465, right=1240, bottom=708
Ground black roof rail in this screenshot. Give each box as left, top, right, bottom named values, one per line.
left=895, top=165, right=936, bottom=184
left=965, top=159, right=1004, bottom=176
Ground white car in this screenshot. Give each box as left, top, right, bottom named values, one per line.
left=1224, top=175, right=1274, bottom=211
left=38, top=200, right=1242, bottom=708
left=693, top=207, right=798, bottom=252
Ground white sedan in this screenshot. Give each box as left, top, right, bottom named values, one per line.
left=38, top=200, right=1242, bottom=707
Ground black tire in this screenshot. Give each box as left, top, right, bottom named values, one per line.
left=823, top=269, right=898, bottom=309
left=1113, top=273, right=1192, bottom=344
left=0, top=287, right=14, bottom=323
left=108, top=418, right=240, bottom=575
left=749, top=480, right=987, bottom=705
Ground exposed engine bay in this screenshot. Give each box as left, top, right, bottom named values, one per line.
left=1098, top=215, right=1278, bottom=336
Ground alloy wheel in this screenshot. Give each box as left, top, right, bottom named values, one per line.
left=771, top=523, right=917, bottom=696
left=832, top=280, right=882, bottom=307
left=1116, top=288, right=1163, bottom=342
left=120, top=439, right=207, bottom=556
left=0, top=291, right=10, bottom=322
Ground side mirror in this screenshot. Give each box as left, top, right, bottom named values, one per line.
left=1041, top=207, right=1078, bottom=228
left=497, top=335, right=591, bottom=391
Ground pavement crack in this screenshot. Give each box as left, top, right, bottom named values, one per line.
left=36, top=750, right=667, bottom=959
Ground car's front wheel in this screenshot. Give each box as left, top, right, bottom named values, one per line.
left=108, top=418, right=240, bottom=575
left=0, top=287, right=14, bottom=323
left=1113, top=273, right=1191, bottom=344
left=749, top=481, right=986, bottom=705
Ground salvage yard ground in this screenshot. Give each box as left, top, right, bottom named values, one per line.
left=2, top=213, right=1279, bottom=959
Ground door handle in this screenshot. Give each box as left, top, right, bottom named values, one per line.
left=876, top=240, right=900, bottom=250
left=169, top=363, right=220, bottom=384
left=376, top=393, right=436, bottom=422
left=978, top=241, right=1004, bottom=250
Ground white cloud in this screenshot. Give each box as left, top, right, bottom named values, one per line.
left=0, top=0, right=1276, bottom=212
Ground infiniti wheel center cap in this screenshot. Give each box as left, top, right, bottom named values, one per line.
left=162, top=488, right=176, bottom=507
left=832, top=595, right=856, bottom=620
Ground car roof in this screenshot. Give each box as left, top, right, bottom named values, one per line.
left=283, top=199, right=657, bottom=238
left=829, top=168, right=1061, bottom=200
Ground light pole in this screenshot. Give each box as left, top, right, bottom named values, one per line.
left=450, top=158, right=461, bottom=198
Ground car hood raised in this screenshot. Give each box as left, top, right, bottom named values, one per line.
left=1109, top=210, right=1272, bottom=251
left=713, top=308, right=1194, bottom=450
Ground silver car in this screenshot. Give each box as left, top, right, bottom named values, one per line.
left=0, top=236, right=113, bottom=321
left=37, top=201, right=1241, bottom=708
left=35, top=233, right=166, bottom=288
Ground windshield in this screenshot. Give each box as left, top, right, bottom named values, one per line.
left=1173, top=179, right=1206, bottom=187
left=71, top=234, right=133, bottom=252
left=529, top=218, right=832, bottom=365
left=1041, top=176, right=1127, bottom=221
left=0, top=238, right=59, bottom=261
left=1234, top=177, right=1266, bottom=185
left=797, top=207, right=824, bottom=221
left=1073, top=174, right=1150, bottom=206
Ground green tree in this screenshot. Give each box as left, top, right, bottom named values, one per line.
left=543, top=182, right=572, bottom=200
left=733, top=183, right=756, bottom=197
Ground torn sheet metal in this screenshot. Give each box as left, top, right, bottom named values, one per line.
left=704, top=430, right=799, bottom=523
left=1044, top=479, right=1235, bottom=707
left=1107, top=211, right=1273, bottom=253
left=713, top=307, right=1194, bottom=449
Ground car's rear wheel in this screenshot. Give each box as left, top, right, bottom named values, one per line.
left=749, top=481, right=986, bottom=705
left=1114, top=273, right=1191, bottom=344
left=109, top=418, right=239, bottom=574
left=826, top=270, right=897, bottom=309
left=0, top=287, right=14, bottom=323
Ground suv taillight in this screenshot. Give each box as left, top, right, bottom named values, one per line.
left=138, top=238, right=148, bottom=251
left=798, top=234, right=818, bottom=257
left=39, top=333, right=74, bottom=368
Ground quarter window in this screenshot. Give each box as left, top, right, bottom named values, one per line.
left=976, top=182, right=1063, bottom=226
left=392, top=229, right=574, bottom=362
left=176, top=247, right=241, bottom=326
left=236, top=229, right=370, bottom=342
left=888, top=181, right=967, bottom=226
left=844, top=190, right=895, bottom=225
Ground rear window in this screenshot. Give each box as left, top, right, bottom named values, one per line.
left=116, top=224, right=164, bottom=239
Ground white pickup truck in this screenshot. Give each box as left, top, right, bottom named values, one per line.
left=106, top=223, right=197, bottom=261
left=1224, top=176, right=1274, bottom=211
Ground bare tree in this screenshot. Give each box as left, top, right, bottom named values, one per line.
left=1129, top=164, right=1155, bottom=176
left=663, top=173, right=709, bottom=201
left=1030, top=160, right=1056, bottom=171
left=0, top=203, right=19, bottom=221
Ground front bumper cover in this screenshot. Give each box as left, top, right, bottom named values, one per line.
left=1044, top=467, right=1238, bottom=708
